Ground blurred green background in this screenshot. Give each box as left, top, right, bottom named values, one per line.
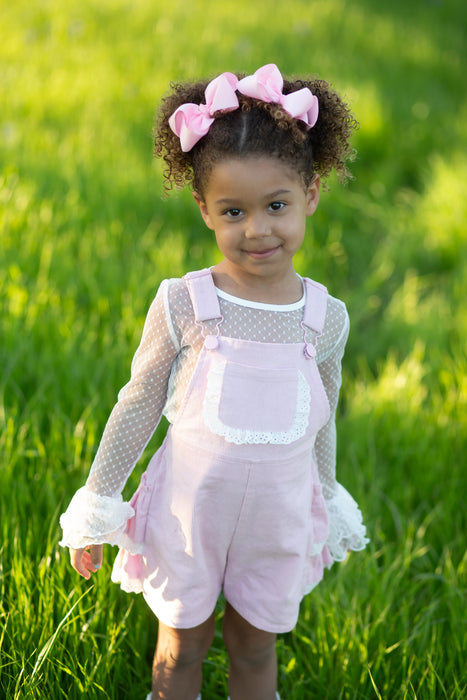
left=1, top=0, right=466, bottom=698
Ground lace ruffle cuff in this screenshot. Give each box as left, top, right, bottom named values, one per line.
left=325, top=483, right=369, bottom=561
left=59, top=487, right=141, bottom=553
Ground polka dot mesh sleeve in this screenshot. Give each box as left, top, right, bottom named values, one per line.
left=86, top=280, right=179, bottom=497
left=313, top=314, right=349, bottom=499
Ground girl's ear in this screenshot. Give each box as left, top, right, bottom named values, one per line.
left=192, top=191, right=215, bottom=230
left=305, top=175, right=320, bottom=216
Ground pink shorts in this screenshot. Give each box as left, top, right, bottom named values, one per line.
left=112, top=434, right=331, bottom=633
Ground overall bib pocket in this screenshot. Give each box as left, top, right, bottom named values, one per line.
left=203, top=357, right=311, bottom=445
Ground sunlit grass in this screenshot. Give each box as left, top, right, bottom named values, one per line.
left=1, top=0, right=466, bottom=697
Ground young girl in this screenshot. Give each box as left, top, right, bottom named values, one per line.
left=60, top=63, right=368, bottom=700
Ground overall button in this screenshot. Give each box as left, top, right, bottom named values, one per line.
left=204, top=335, right=219, bottom=350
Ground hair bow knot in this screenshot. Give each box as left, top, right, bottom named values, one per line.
left=169, top=72, right=239, bottom=152
left=237, top=63, right=319, bottom=129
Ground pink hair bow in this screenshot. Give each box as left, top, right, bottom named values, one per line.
left=169, top=72, right=239, bottom=152
left=237, top=63, right=319, bottom=129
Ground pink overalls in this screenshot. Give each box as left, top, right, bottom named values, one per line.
left=112, top=269, right=333, bottom=633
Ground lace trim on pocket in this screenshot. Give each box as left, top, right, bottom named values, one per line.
left=203, top=361, right=310, bottom=445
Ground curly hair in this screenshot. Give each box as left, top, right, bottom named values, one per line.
left=153, top=72, right=358, bottom=197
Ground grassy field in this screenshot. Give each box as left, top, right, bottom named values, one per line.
left=1, top=0, right=466, bottom=698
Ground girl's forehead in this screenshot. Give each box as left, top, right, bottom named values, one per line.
left=204, top=156, right=303, bottom=196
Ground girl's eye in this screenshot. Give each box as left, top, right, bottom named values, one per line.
left=224, top=208, right=243, bottom=218
left=269, top=201, right=286, bottom=212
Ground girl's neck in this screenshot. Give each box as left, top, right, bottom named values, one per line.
left=211, top=264, right=303, bottom=305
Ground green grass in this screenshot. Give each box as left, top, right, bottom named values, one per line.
left=1, top=0, right=466, bottom=697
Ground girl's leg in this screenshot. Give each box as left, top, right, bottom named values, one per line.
left=152, top=612, right=216, bottom=700
left=223, top=602, right=278, bottom=700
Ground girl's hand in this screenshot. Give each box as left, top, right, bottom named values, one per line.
left=70, top=544, right=103, bottom=580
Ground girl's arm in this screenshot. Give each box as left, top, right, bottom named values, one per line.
left=315, top=299, right=368, bottom=560
left=59, top=279, right=180, bottom=553
left=314, top=298, right=349, bottom=499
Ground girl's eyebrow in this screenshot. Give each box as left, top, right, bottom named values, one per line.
left=215, top=198, right=240, bottom=206
left=215, top=189, right=292, bottom=206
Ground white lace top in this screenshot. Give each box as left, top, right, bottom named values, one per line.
left=60, top=275, right=369, bottom=560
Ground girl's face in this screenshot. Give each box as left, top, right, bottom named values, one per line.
left=193, top=157, right=320, bottom=294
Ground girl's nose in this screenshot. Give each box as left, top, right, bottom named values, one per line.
left=244, top=214, right=271, bottom=238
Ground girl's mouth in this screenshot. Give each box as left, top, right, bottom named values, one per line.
left=245, top=246, right=280, bottom=259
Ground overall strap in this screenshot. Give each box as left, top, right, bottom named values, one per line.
left=184, top=269, right=222, bottom=322
left=302, top=278, right=328, bottom=335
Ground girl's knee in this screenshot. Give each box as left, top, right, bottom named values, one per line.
left=223, top=604, right=276, bottom=669
left=224, top=630, right=277, bottom=671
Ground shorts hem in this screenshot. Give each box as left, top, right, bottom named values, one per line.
left=143, top=592, right=217, bottom=630
left=224, top=594, right=298, bottom=634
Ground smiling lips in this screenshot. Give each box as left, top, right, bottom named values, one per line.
left=244, top=246, right=281, bottom=259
